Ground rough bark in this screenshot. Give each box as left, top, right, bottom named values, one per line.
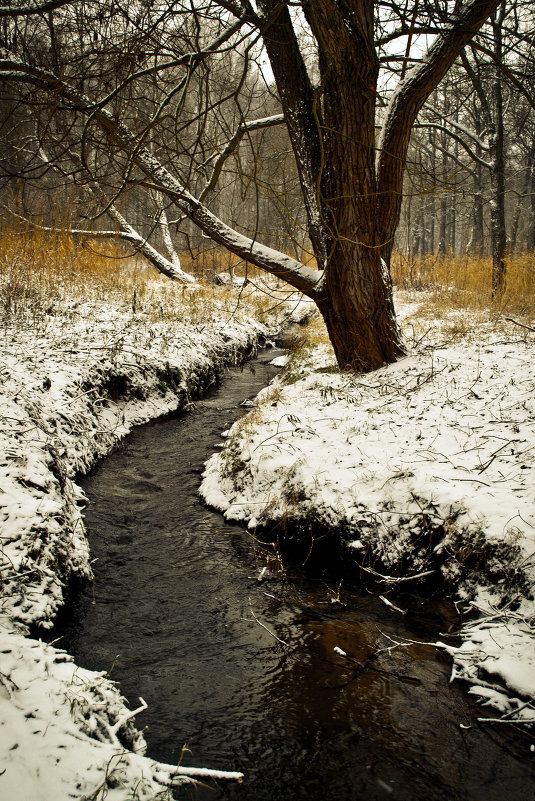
left=301, top=0, right=403, bottom=369
left=257, top=0, right=329, bottom=268
left=317, top=247, right=404, bottom=370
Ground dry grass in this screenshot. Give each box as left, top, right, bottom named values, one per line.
left=179, top=243, right=268, bottom=282
left=391, top=251, right=535, bottom=320
left=0, top=226, right=149, bottom=312
left=2, top=223, right=533, bottom=343
left=0, top=226, right=281, bottom=330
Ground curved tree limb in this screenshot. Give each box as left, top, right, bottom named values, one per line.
left=0, top=56, right=323, bottom=298
left=376, top=0, right=502, bottom=262
left=0, top=0, right=73, bottom=18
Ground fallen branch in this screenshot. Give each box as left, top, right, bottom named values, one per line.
left=504, top=317, right=535, bottom=333
left=379, top=594, right=406, bottom=614
left=244, top=599, right=292, bottom=648
left=109, top=696, right=148, bottom=737
left=358, top=564, right=436, bottom=584
left=477, top=716, right=535, bottom=724
left=153, top=763, right=244, bottom=783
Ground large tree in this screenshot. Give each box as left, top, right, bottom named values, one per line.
left=0, top=0, right=503, bottom=369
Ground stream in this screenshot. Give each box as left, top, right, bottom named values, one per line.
left=52, top=349, right=534, bottom=801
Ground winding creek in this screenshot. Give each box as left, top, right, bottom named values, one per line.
left=51, top=350, right=534, bottom=801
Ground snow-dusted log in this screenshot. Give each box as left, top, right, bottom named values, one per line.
left=105, top=203, right=196, bottom=283
left=153, top=763, right=244, bottom=784
left=4, top=205, right=195, bottom=282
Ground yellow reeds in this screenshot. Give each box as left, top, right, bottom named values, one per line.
left=0, top=225, right=147, bottom=311
left=0, top=224, right=282, bottom=328
left=391, top=251, right=535, bottom=318
left=2, top=219, right=532, bottom=334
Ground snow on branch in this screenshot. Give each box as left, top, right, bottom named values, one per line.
left=153, top=763, right=244, bottom=786
left=0, top=55, right=323, bottom=297
left=242, top=113, right=285, bottom=132
left=200, top=113, right=285, bottom=203
left=376, top=0, right=502, bottom=250
left=380, top=0, right=502, bottom=147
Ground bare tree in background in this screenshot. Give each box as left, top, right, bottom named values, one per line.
left=0, top=0, right=503, bottom=370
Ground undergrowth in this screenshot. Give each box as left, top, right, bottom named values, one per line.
left=2, top=223, right=534, bottom=346
left=0, top=226, right=276, bottom=327
left=391, top=251, right=535, bottom=320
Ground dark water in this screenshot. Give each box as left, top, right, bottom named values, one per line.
left=52, top=351, right=535, bottom=801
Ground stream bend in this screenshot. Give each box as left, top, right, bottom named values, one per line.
left=53, top=351, right=534, bottom=801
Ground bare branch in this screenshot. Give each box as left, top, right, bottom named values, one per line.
left=413, top=122, right=492, bottom=169
left=0, top=56, right=323, bottom=297
left=200, top=113, right=284, bottom=203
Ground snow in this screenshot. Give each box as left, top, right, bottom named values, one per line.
left=0, top=280, right=290, bottom=799
left=2, top=276, right=534, bottom=800
left=201, top=292, right=535, bottom=724
left=269, top=354, right=289, bottom=367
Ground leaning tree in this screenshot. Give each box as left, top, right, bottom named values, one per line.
left=0, top=0, right=503, bottom=369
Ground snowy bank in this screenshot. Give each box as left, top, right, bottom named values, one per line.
left=0, top=281, right=299, bottom=800
left=201, top=294, right=535, bottom=724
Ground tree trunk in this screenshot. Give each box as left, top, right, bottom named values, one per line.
left=437, top=107, right=449, bottom=255
left=527, top=147, right=535, bottom=252
left=489, top=15, right=507, bottom=296
left=301, top=0, right=405, bottom=370
left=469, top=122, right=485, bottom=258
left=470, top=187, right=485, bottom=257
left=318, top=244, right=403, bottom=370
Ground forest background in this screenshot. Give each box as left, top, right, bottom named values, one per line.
left=0, top=0, right=534, bottom=344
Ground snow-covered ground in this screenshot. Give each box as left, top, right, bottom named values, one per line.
left=201, top=293, right=535, bottom=725
left=2, top=280, right=534, bottom=801
left=0, top=279, right=302, bottom=800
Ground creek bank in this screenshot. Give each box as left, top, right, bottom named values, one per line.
left=200, top=295, right=535, bottom=725
left=0, top=282, right=305, bottom=801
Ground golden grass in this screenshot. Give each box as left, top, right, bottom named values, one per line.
left=2, top=221, right=533, bottom=341
left=0, top=226, right=280, bottom=328
left=391, top=251, right=535, bottom=319
left=0, top=226, right=149, bottom=311
left=178, top=243, right=268, bottom=282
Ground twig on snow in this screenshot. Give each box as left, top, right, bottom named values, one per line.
left=504, top=317, right=535, bottom=333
